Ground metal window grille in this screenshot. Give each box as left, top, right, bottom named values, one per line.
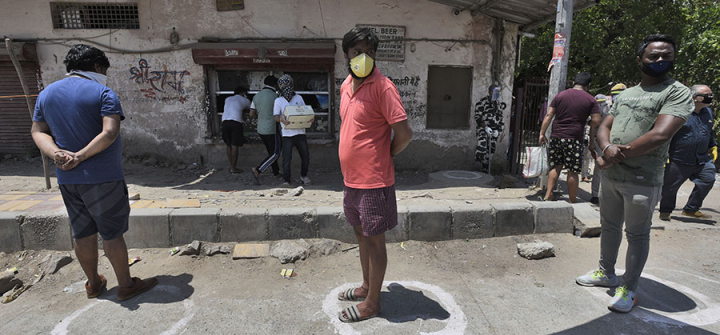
left=50, top=3, right=139, bottom=29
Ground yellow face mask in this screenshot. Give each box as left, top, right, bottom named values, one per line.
left=349, top=53, right=375, bottom=78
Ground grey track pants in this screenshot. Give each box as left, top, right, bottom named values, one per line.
left=598, top=177, right=661, bottom=291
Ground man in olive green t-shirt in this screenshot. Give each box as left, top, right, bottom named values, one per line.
left=575, top=34, right=693, bottom=313
left=250, top=75, right=280, bottom=182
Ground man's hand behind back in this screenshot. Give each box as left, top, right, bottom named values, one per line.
left=54, top=150, right=81, bottom=170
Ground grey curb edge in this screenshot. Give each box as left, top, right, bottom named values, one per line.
left=0, top=202, right=575, bottom=251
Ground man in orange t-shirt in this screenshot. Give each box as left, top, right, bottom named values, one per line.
left=336, top=27, right=413, bottom=323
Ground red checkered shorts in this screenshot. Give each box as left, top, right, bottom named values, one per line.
left=343, top=185, right=397, bottom=236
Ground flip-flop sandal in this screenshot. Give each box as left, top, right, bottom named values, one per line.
left=338, top=305, right=378, bottom=323
left=338, top=287, right=366, bottom=301
left=85, top=275, right=107, bottom=299
left=117, top=277, right=158, bottom=301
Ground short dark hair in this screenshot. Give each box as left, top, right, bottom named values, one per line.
left=234, top=86, right=248, bottom=95
left=342, top=27, right=380, bottom=55
left=64, top=44, right=110, bottom=73
left=574, top=72, right=592, bottom=86
left=637, top=34, right=677, bottom=58
left=264, top=75, right=278, bottom=87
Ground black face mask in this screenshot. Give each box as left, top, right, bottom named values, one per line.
left=697, top=93, right=714, bottom=104
left=641, top=60, right=674, bottom=77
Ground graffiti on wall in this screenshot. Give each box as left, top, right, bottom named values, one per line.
left=387, top=75, right=420, bottom=87
left=474, top=96, right=507, bottom=173
left=333, top=73, right=424, bottom=121
left=129, top=59, right=190, bottom=103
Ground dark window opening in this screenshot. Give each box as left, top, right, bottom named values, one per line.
left=209, top=69, right=331, bottom=141
left=51, top=2, right=140, bottom=29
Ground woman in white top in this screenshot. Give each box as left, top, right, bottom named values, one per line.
left=273, top=74, right=313, bottom=185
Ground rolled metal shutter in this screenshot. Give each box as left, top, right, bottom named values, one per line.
left=0, top=44, right=41, bottom=155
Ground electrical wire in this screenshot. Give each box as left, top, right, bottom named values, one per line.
left=224, top=0, right=267, bottom=37
left=317, top=0, right=328, bottom=38
left=21, top=36, right=489, bottom=55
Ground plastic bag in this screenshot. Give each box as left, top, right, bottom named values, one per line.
left=523, top=145, right=548, bottom=178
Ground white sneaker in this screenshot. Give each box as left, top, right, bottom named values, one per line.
left=281, top=181, right=291, bottom=187
left=300, top=176, right=311, bottom=185
left=576, top=269, right=620, bottom=287
left=608, top=286, right=637, bottom=313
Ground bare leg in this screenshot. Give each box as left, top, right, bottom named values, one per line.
left=102, top=235, right=133, bottom=288
left=228, top=145, right=240, bottom=172
left=567, top=171, right=579, bottom=203
left=226, top=146, right=232, bottom=170
left=351, top=226, right=370, bottom=298
left=354, top=232, right=386, bottom=317
left=545, top=166, right=563, bottom=201
left=74, top=234, right=100, bottom=285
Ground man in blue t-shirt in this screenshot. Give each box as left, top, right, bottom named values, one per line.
left=31, top=44, right=157, bottom=301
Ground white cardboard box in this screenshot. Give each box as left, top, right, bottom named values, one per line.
left=283, top=105, right=315, bottom=129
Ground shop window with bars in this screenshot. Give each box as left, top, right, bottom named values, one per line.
left=50, top=2, right=139, bottom=29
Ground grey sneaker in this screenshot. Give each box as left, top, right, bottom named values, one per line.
left=608, top=286, right=637, bottom=313
left=300, top=176, right=311, bottom=185
left=576, top=269, right=620, bottom=287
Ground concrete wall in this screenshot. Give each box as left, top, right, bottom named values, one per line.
left=3, top=0, right=519, bottom=172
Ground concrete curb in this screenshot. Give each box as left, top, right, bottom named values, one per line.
left=0, top=201, right=576, bottom=251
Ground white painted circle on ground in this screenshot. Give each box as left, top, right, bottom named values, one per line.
left=583, top=270, right=720, bottom=327
left=322, top=281, right=467, bottom=335
left=51, top=284, right=196, bottom=335
left=442, top=170, right=485, bottom=180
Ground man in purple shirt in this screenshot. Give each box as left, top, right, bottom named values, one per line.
left=539, top=72, right=601, bottom=202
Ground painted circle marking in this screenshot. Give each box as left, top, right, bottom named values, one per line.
left=322, top=281, right=467, bottom=335
left=583, top=270, right=720, bottom=327
left=51, top=284, right=195, bottom=335
left=442, top=170, right=485, bottom=180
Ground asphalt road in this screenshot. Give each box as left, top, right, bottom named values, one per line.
left=1, top=225, right=719, bottom=335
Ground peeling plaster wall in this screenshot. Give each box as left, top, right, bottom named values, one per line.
left=4, top=0, right=518, bottom=172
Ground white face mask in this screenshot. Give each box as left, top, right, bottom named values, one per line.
left=68, top=70, right=108, bottom=86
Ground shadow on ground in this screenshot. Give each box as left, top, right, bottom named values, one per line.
left=98, top=273, right=194, bottom=311
left=669, top=215, right=717, bottom=226
left=556, top=276, right=712, bottom=334
left=378, top=283, right=451, bottom=323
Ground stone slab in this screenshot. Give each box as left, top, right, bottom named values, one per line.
left=268, top=208, right=316, bottom=240
left=170, top=208, right=219, bottom=245
left=0, top=200, right=42, bottom=211
left=220, top=208, right=267, bottom=242
left=0, top=212, right=24, bottom=252
left=492, top=202, right=534, bottom=237
left=408, top=205, right=452, bottom=241
left=126, top=208, right=172, bottom=248
left=166, top=199, right=201, bottom=208
left=131, top=200, right=154, bottom=209
left=233, top=243, right=270, bottom=259
left=20, top=214, right=73, bottom=251
left=451, top=204, right=494, bottom=239
left=572, top=203, right=601, bottom=237
left=386, top=205, right=409, bottom=243
left=532, top=202, right=574, bottom=234
left=315, top=207, right=354, bottom=243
